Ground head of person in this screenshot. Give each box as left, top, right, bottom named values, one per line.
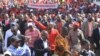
left=72, top=22, right=80, bottom=31
left=63, top=51, right=69, bottom=56
left=81, top=39, right=90, bottom=51
left=43, top=15, right=48, bottom=20
left=4, top=13, right=9, bottom=19
left=11, top=25, right=18, bottom=35
left=18, top=35, right=25, bottom=47
left=58, top=14, right=62, bottom=19
left=41, top=30, right=48, bottom=41
left=10, top=13, right=16, bottom=20
left=88, top=17, right=93, bottom=22
left=28, top=23, right=35, bottom=31
left=10, top=36, right=21, bottom=48
left=4, top=54, right=11, bottom=56
left=19, top=14, right=24, bottom=20
left=47, top=23, right=54, bottom=33
left=56, top=45, right=65, bottom=55
left=25, top=14, right=30, bottom=20
left=57, top=16, right=61, bottom=22
left=28, top=25, right=33, bottom=31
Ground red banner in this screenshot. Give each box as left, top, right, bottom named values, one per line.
left=28, top=0, right=59, bottom=9
left=28, top=4, right=58, bottom=9
left=29, top=0, right=59, bottom=4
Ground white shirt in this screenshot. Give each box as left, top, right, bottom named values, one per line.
left=99, top=28, right=100, bottom=35
left=43, top=40, right=48, bottom=56
left=80, top=49, right=95, bottom=56
left=87, top=50, right=95, bottom=56
left=43, top=40, right=48, bottom=48
left=4, top=29, right=20, bottom=50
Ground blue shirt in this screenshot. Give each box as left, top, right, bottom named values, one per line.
left=19, top=44, right=31, bottom=56
left=7, top=44, right=31, bottom=56
left=7, top=45, right=22, bottom=56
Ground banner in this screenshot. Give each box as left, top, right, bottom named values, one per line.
left=2, top=0, right=26, bottom=6
left=28, top=0, right=59, bottom=9
left=28, top=4, right=58, bottom=9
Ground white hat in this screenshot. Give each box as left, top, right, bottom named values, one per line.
left=27, top=22, right=36, bottom=27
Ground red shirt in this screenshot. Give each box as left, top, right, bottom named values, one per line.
left=25, top=28, right=41, bottom=48
left=48, top=28, right=59, bottom=50
left=57, top=22, right=62, bottom=34
left=34, top=20, right=59, bottom=50
left=0, top=18, right=2, bottom=22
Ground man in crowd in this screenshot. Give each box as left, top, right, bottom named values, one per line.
left=4, top=35, right=21, bottom=56
left=18, top=35, right=31, bottom=56
left=68, top=22, right=85, bottom=55
left=80, top=39, right=95, bottom=56
left=4, top=25, right=20, bottom=50
left=18, top=14, right=27, bottom=35
left=82, top=17, right=97, bottom=40
left=2, top=13, right=10, bottom=36
left=33, top=16, right=59, bottom=54
left=82, top=17, right=97, bottom=50
left=92, top=21, right=100, bottom=49
left=34, top=30, right=51, bottom=56
left=25, top=23, right=41, bottom=55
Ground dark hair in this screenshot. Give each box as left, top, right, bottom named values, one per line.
left=10, top=35, right=17, bottom=43
left=4, top=54, right=10, bottom=56
left=81, top=39, right=90, bottom=45
left=10, top=35, right=21, bottom=43
left=7, top=35, right=13, bottom=47
left=28, top=25, right=33, bottom=28
left=56, top=45, right=64, bottom=52
left=17, top=35, right=25, bottom=47
left=63, top=51, right=69, bottom=56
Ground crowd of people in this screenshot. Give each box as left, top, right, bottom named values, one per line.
left=0, top=0, right=99, bottom=56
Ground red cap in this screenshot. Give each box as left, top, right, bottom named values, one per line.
left=73, top=22, right=80, bottom=27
